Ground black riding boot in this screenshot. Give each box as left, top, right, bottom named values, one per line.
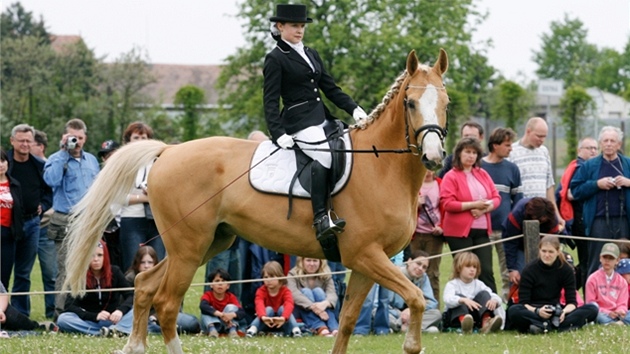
left=311, top=160, right=345, bottom=241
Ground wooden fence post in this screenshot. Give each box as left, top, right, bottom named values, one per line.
left=523, top=220, right=540, bottom=264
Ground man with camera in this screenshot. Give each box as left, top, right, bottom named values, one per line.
left=570, top=126, right=630, bottom=277
left=43, top=118, right=99, bottom=317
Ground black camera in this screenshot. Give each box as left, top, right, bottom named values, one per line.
left=544, top=304, right=563, bottom=327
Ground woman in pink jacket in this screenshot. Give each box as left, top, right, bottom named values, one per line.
left=441, top=137, right=501, bottom=293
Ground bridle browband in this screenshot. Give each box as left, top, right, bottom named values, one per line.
left=403, top=84, right=448, bottom=155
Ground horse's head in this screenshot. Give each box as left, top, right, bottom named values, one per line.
left=403, top=49, right=449, bottom=171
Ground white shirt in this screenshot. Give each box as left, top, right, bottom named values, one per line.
left=283, top=39, right=314, bottom=71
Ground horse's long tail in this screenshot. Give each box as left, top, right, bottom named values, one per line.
left=64, top=140, right=169, bottom=297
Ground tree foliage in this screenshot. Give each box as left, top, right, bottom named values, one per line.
left=1, top=3, right=159, bottom=153
left=0, top=2, right=49, bottom=44
left=559, top=85, right=595, bottom=160
left=174, top=85, right=206, bottom=141
left=533, top=15, right=601, bottom=87
left=491, top=81, right=532, bottom=130
left=215, top=0, right=495, bottom=137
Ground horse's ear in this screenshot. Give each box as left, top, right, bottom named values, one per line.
left=434, top=48, right=448, bottom=75
left=406, top=50, right=418, bottom=75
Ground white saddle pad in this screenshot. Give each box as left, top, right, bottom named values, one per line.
left=249, top=132, right=352, bottom=198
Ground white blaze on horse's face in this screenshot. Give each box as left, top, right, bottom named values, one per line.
left=417, top=84, right=444, bottom=164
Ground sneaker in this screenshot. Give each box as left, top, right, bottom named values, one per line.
left=39, top=321, right=59, bottom=332
left=528, top=324, right=543, bottom=334
left=461, top=314, right=474, bottom=334
left=330, top=329, right=338, bottom=337
left=292, top=327, right=302, bottom=338
left=246, top=326, right=257, bottom=338
left=208, top=329, right=219, bottom=338
left=228, top=330, right=239, bottom=338
left=423, top=326, right=440, bottom=334
left=480, top=316, right=502, bottom=334
left=100, top=326, right=113, bottom=337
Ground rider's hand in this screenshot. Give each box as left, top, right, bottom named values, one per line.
left=276, top=134, right=294, bottom=149
left=353, top=106, right=368, bottom=123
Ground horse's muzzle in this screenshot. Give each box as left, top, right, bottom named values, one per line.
left=421, top=151, right=445, bottom=171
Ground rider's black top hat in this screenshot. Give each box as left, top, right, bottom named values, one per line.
left=269, top=4, right=312, bottom=23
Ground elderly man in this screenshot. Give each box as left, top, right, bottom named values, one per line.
left=557, top=137, right=598, bottom=289
left=571, top=126, right=630, bottom=276
left=7, top=124, right=53, bottom=317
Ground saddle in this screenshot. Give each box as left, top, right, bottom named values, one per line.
left=249, top=121, right=352, bottom=200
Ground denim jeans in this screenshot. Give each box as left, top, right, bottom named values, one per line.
left=354, top=284, right=390, bottom=335
left=57, top=311, right=133, bottom=336
left=597, top=311, right=630, bottom=325
left=11, top=216, right=40, bottom=316
left=297, top=287, right=339, bottom=332
left=120, top=217, right=165, bottom=271
left=38, top=225, right=57, bottom=318
left=200, top=304, right=240, bottom=333
left=249, top=306, right=299, bottom=335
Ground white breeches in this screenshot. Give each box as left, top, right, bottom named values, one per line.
left=294, top=121, right=332, bottom=169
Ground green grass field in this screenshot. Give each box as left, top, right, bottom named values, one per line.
left=3, top=243, right=626, bottom=353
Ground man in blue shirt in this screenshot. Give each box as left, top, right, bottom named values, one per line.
left=43, top=118, right=99, bottom=317
left=481, top=127, right=523, bottom=301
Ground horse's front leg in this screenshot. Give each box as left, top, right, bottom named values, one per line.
left=353, top=251, right=425, bottom=354
left=331, top=270, right=374, bottom=354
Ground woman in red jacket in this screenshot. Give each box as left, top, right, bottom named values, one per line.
left=441, top=137, right=501, bottom=293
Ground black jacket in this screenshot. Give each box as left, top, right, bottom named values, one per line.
left=63, top=265, right=134, bottom=322
left=263, top=39, right=358, bottom=141
left=7, top=150, right=53, bottom=213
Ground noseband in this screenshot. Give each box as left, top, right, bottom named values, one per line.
left=403, top=84, right=448, bottom=156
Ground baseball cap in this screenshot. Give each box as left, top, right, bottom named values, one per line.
left=617, top=258, right=630, bottom=275
left=98, top=140, right=120, bottom=158
left=600, top=243, right=620, bottom=258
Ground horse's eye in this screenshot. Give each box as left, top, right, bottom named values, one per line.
left=407, top=101, right=416, bottom=110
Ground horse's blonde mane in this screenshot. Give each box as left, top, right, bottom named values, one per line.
left=353, top=69, right=409, bottom=129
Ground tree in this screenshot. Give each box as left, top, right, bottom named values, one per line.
left=0, top=2, right=50, bottom=44
left=559, top=85, right=595, bottom=161
left=533, top=15, right=598, bottom=87
left=215, top=0, right=494, bottom=137
left=101, top=47, right=157, bottom=139
left=491, top=80, right=532, bottom=129
left=443, top=88, right=470, bottom=154
left=174, top=85, right=206, bottom=141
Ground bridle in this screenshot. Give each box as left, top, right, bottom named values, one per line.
left=403, top=84, right=448, bottom=156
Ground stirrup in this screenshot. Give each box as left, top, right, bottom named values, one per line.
left=314, top=212, right=346, bottom=241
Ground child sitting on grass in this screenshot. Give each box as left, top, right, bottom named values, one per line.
left=200, top=268, right=245, bottom=338
left=246, top=261, right=301, bottom=337
left=585, top=243, right=629, bottom=325
left=443, top=252, right=504, bottom=334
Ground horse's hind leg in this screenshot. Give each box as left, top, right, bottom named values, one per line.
left=352, top=251, right=425, bottom=354
left=331, top=271, right=374, bottom=354
left=120, top=258, right=168, bottom=354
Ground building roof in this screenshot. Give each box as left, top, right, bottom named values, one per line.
left=140, top=64, right=221, bottom=105
left=49, top=35, right=82, bottom=54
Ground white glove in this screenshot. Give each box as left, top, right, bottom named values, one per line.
left=276, top=134, right=294, bottom=149
left=353, top=107, right=368, bottom=123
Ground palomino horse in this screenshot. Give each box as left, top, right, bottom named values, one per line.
left=64, top=49, right=448, bottom=354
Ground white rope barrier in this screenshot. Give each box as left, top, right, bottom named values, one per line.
left=5, top=234, right=630, bottom=297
